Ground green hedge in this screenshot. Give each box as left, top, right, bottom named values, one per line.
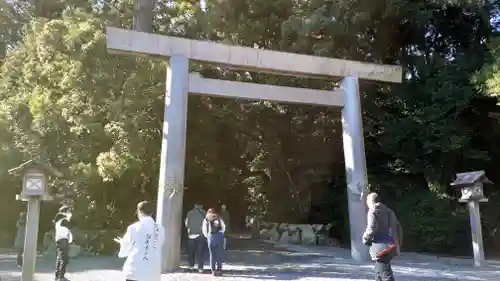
left=393, top=191, right=471, bottom=256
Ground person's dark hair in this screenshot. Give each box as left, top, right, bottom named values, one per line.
left=59, top=205, right=71, bottom=213
left=137, top=201, right=155, bottom=216
left=371, top=193, right=381, bottom=203
left=207, top=208, right=218, bottom=214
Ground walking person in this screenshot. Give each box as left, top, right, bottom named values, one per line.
left=14, top=212, right=26, bottom=267
left=202, top=208, right=226, bottom=276
left=362, top=193, right=403, bottom=281
left=53, top=206, right=74, bottom=281
left=220, top=204, right=230, bottom=250
left=114, top=201, right=165, bottom=281
left=184, top=203, right=207, bottom=273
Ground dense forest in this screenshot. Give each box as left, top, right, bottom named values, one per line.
left=1, top=0, right=500, bottom=257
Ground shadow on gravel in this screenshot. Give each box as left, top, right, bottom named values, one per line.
left=1, top=237, right=499, bottom=281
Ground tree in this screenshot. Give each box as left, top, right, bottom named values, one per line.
left=0, top=0, right=499, bottom=255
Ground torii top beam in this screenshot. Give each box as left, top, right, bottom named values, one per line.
left=105, top=27, right=403, bottom=84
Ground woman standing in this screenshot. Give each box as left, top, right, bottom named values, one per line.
left=14, top=212, right=26, bottom=267
left=202, top=208, right=226, bottom=276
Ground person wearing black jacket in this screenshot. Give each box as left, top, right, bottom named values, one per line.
left=52, top=206, right=74, bottom=281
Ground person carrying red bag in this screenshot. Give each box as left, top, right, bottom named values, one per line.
left=363, top=193, right=403, bottom=281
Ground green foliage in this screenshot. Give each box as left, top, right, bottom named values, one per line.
left=0, top=0, right=499, bottom=257
left=379, top=55, right=489, bottom=192
left=476, top=37, right=500, bottom=99
left=395, top=191, right=470, bottom=255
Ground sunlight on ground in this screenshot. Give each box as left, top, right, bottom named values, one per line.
left=1, top=241, right=499, bottom=281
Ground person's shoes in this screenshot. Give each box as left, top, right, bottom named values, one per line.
left=217, top=270, right=223, bottom=276
left=198, top=268, right=204, bottom=273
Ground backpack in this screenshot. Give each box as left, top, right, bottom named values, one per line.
left=206, top=218, right=222, bottom=234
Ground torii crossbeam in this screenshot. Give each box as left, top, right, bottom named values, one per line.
left=105, top=26, right=403, bottom=272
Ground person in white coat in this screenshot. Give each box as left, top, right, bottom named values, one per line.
left=115, top=201, right=166, bottom=281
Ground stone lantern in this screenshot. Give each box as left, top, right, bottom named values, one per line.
left=451, top=170, right=490, bottom=203
left=9, top=160, right=62, bottom=281
left=450, top=170, right=492, bottom=267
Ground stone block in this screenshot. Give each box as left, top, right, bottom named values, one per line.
left=259, top=221, right=340, bottom=245
left=259, top=229, right=270, bottom=240
left=44, top=243, right=57, bottom=259
left=300, top=227, right=317, bottom=245
left=69, top=244, right=83, bottom=258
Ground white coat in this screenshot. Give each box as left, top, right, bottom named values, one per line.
left=53, top=213, right=73, bottom=243
left=118, top=216, right=166, bottom=281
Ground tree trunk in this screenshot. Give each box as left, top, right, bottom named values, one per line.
left=133, top=0, right=155, bottom=33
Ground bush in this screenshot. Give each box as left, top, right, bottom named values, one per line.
left=394, top=191, right=471, bottom=256
left=73, top=229, right=123, bottom=255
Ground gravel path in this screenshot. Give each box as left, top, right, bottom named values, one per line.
left=1, top=238, right=499, bottom=281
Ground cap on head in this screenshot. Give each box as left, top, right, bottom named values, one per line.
left=137, top=201, right=154, bottom=216
left=59, top=206, right=70, bottom=213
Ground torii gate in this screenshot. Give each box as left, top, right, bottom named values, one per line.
left=105, top=26, right=402, bottom=272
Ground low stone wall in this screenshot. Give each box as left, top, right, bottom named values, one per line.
left=0, top=232, right=13, bottom=248
left=42, top=228, right=123, bottom=258
left=42, top=231, right=84, bottom=258
left=256, top=222, right=339, bottom=246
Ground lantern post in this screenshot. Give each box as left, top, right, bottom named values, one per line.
left=9, top=160, right=62, bottom=281
left=450, top=170, right=491, bottom=267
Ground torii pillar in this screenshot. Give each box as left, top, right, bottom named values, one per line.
left=105, top=26, right=402, bottom=271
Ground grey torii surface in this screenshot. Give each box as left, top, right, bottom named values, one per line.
left=105, top=23, right=403, bottom=269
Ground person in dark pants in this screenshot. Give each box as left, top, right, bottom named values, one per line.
left=375, top=254, right=395, bottom=281
left=362, top=193, right=403, bottom=281
left=202, top=208, right=226, bottom=276
left=187, top=236, right=206, bottom=271
left=55, top=239, right=70, bottom=279
left=53, top=206, right=74, bottom=281
left=14, top=212, right=26, bottom=267
left=184, top=204, right=206, bottom=272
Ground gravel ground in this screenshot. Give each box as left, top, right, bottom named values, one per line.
left=1, top=238, right=499, bottom=281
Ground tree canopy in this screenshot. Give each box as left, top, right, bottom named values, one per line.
left=1, top=0, right=500, bottom=256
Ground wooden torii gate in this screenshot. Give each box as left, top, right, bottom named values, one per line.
left=105, top=26, right=402, bottom=272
